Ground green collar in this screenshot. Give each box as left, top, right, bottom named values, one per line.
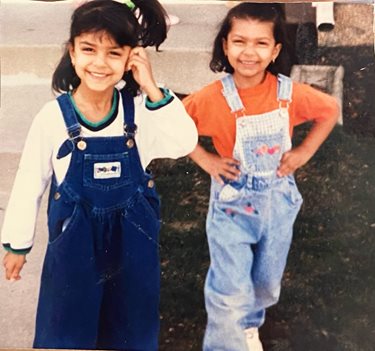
left=68, top=90, right=118, bottom=128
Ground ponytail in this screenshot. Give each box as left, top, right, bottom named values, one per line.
left=131, top=0, right=168, bottom=50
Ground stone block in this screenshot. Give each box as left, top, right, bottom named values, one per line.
left=290, top=64, right=345, bottom=124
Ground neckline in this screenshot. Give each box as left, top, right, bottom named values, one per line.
left=68, top=89, right=118, bottom=128
left=236, top=72, right=272, bottom=95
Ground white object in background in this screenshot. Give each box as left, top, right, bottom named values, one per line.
left=313, top=2, right=335, bottom=31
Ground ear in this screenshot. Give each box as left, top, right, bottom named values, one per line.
left=68, top=43, right=76, bottom=67
left=272, top=43, right=282, bottom=62
left=222, top=38, right=228, bottom=56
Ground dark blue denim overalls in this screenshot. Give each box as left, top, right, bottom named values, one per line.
left=33, top=90, right=161, bottom=351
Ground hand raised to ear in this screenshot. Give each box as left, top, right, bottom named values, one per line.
left=126, top=47, right=163, bottom=101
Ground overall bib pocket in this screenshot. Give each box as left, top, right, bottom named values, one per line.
left=83, top=152, right=132, bottom=191
left=240, top=132, right=283, bottom=174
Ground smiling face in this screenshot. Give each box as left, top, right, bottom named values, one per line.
left=223, top=18, right=281, bottom=88
left=69, top=31, right=131, bottom=95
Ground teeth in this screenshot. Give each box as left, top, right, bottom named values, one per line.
left=90, top=72, right=107, bottom=77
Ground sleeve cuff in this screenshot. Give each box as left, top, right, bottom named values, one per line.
left=3, top=243, right=31, bottom=255
left=145, top=88, right=175, bottom=110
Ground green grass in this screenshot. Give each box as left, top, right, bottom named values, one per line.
left=149, top=127, right=375, bottom=351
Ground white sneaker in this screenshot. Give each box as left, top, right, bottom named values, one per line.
left=244, top=328, right=263, bottom=351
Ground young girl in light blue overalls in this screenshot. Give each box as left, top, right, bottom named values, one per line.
left=184, top=3, right=339, bottom=350
left=1, top=1, right=197, bottom=350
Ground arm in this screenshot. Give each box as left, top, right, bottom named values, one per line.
left=1, top=104, right=54, bottom=279
left=277, top=98, right=339, bottom=177
left=189, top=144, right=240, bottom=185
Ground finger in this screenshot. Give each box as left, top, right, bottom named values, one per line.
left=277, top=164, right=294, bottom=177
left=222, top=157, right=241, bottom=166
left=213, top=174, right=224, bottom=185
left=221, top=170, right=239, bottom=181
left=11, top=267, right=22, bottom=281
left=222, top=164, right=241, bottom=177
left=4, top=264, right=14, bottom=280
left=130, top=46, right=147, bottom=59
left=126, top=56, right=148, bottom=73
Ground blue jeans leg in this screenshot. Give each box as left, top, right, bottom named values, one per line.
left=203, top=195, right=260, bottom=351
left=203, top=177, right=302, bottom=351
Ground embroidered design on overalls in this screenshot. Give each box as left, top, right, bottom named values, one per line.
left=254, top=144, right=281, bottom=156
left=93, top=162, right=121, bottom=179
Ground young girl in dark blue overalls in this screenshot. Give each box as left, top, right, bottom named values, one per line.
left=184, top=3, right=339, bottom=350
left=1, top=1, right=197, bottom=349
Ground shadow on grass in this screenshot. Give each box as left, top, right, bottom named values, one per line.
left=150, top=126, right=375, bottom=351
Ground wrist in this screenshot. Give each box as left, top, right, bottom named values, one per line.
left=3, top=243, right=31, bottom=255
left=143, top=84, right=164, bottom=103
left=145, top=88, right=174, bottom=110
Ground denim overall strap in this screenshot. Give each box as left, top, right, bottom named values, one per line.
left=56, top=94, right=82, bottom=159
left=221, top=74, right=244, bottom=115
left=56, top=94, right=82, bottom=139
left=120, top=89, right=137, bottom=138
left=277, top=74, right=293, bottom=107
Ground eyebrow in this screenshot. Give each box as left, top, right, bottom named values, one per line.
left=78, top=40, right=121, bottom=49
left=230, top=34, right=272, bottom=41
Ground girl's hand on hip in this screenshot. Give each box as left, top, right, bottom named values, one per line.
left=189, top=144, right=241, bottom=184
left=126, top=47, right=163, bottom=102
left=208, top=155, right=241, bottom=185
left=277, top=145, right=312, bottom=177
left=3, top=252, right=27, bottom=281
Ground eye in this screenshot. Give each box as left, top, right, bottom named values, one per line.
left=109, top=50, right=122, bottom=56
left=81, top=46, right=94, bottom=53
left=258, top=41, right=269, bottom=46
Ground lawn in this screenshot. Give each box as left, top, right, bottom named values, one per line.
left=149, top=40, right=375, bottom=351
left=152, top=126, right=375, bottom=351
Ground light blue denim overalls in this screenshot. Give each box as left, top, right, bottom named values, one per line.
left=203, top=74, right=303, bottom=351
left=33, top=90, right=161, bottom=351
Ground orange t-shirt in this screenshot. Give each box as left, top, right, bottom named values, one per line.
left=183, top=72, right=339, bottom=158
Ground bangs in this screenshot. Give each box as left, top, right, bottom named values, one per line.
left=71, top=3, right=139, bottom=47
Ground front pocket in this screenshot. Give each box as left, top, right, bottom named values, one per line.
left=124, top=192, right=161, bottom=245
left=282, top=177, right=303, bottom=208
left=83, top=152, right=132, bottom=190
left=48, top=200, right=79, bottom=246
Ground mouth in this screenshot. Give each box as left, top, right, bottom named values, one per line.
left=239, top=60, right=258, bottom=66
left=88, top=71, right=110, bottom=79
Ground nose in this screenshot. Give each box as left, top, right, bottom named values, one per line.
left=93, top=52, right=107, bottom=67
left=242, top=43, right=256, bottom=56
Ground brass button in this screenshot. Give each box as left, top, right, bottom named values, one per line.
left=77, top=140, right=87, bottom=150
left=126, top=139, right=134, bottom=148
left=147, top=179, right=155, bottom=188
left=54, top=192, right=61, bottom=200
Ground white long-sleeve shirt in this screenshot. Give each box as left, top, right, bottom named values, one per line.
left=1, top=90, right=198, bottom=251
